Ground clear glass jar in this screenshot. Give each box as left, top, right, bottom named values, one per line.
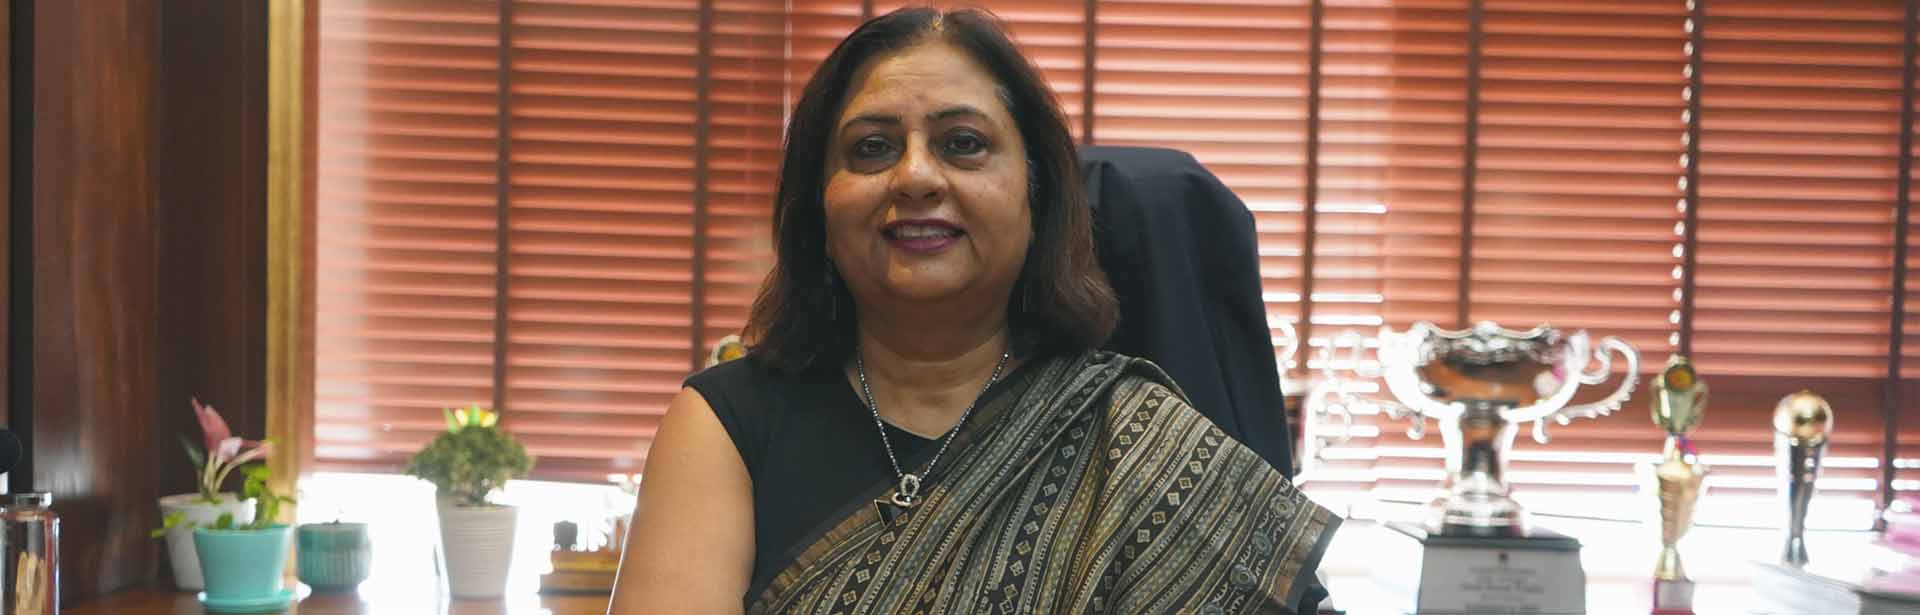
left=2, top=493, right=56, bottom=615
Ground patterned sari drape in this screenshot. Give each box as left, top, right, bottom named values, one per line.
left=750, top=351, right=1340, bottom=615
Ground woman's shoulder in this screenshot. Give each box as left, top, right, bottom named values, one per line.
left=684, top=354, right=829, bottom=400
left=1092, top=352, right=1191, bottom=404
left=684, top=354, right=773, bottom=393
left=681, top=355, right=822, bottom=470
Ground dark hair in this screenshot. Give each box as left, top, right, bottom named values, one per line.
left=742, top=6, right=1118, bottom=374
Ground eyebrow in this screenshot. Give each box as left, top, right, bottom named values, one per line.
left=843, top=104, right=993, bottom=131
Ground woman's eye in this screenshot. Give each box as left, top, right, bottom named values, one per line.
left=945, top=133, right=986, bottom=156
left=853, top=136, right=893, bottom=159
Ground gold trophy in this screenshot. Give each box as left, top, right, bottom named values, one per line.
left=707, top=334, right=747, bottom=367
left=1774, top=390, right=1834, bottom=566
left=1650, top=356, right=1707, bottom=613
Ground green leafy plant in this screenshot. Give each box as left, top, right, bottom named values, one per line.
left=406, top=405, right=534, bottom=507
left=151, top=464, right=295, bottom=537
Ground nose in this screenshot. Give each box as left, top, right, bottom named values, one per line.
left=889, top=137, right=947, bottom=205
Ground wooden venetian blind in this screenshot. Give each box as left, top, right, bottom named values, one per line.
left=1301, top=0, right=1469, bottom=503
left=1904, top=15, right=1920, bottom=492
left=708, top=0, right=787, bottom=348
left=315, top=0, right=787, bottom=480
left=1693, top=0, right=1904, bottom=524
left=868, top=0, right=1090, bottom=139
left=314, top=1, right=504, bottom=474
left=501, top=0, right=699, bottom=481
left=314, top=2, right=1917, bottom=515
left=1466, top=0, right=1687, bottom=510
left=1094, top=0, right=1313, bottom=370
left=788, top=0, right=861, bottom=100
left=1297, top=0, right=1916, bottom=530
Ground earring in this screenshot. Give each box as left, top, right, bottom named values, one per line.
left=824, top=263, right=840, bottom=322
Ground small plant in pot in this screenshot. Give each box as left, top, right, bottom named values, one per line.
left=406, top=405, right=534, bottom=600
left=156, top=399, right=270, bottom=591
left=171, top=465, right=299, bottom=613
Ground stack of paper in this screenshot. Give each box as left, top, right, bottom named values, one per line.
left=1754, top=555, right=1920, bottom=615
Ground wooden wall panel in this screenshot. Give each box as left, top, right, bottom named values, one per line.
left=153, top=0, right=269, bottom=508
left=29, top=0, right=160, bottom=601
left=0, top=0, right=11, bottom=442
left=10, top=0, right=269, bottom=602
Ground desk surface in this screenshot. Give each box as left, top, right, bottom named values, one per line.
left=67, top=588, right=609, bottom=615
left=65, top=519, right=1878, bottom=615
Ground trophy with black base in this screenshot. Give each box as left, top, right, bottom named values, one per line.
left=1369, top=321, right=1640, bottom=615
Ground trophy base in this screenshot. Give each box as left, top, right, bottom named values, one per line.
left=1651, top=578, right=1694, bottom=614
left=1380, top=521, right=1586, bottom=614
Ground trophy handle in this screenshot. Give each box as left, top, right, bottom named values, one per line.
left=1275, top=320, right=1301, bottom=370
left=1326, top=330, right=1427, bottom=439
left=1331, top=330, right=1383, bottom=379
left=1305, top=333, right=1367, bottom=449
left=1378, top=395, right=1426, bottom=440
left=1301, top=379, right=1357, bottom=472
left=1537, top=336, right=1641, bottom=443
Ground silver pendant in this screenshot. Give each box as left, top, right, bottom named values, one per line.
left=890, top=474, right=922, bottom=508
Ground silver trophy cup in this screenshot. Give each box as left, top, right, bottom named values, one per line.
left=1377, top=321, right=1640, bottom=534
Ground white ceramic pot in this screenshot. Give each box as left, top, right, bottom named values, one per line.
left=158, top=493, right=257, bottom=591
left=437, top=503, right=518, bottom=599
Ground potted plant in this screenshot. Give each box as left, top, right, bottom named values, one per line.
left=156, top=399, right=270, bottom=591
left=186, top=465, right=298, bottom=613
left=406, top=405, right=534, bottom=599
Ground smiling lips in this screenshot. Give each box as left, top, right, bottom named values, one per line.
left=882, top=219, right=965, bottom=253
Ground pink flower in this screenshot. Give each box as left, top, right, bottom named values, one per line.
left=192, top=398, right=231, bottom=454
left=215, top=437, right=242, bottom=463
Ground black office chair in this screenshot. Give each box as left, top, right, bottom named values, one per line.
left=1082, top=145, right=1299, bottom=477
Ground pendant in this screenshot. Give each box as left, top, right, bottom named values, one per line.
left=873, top=474, right=923, bottom=524
left=890, top=474, right=922, bottom=508
left=872, top=497, right=902, bottom=524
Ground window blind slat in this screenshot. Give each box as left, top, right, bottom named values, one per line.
left=1696, top=0, right=1902, bottom=381
left=315, top=0, right=502, bottom=474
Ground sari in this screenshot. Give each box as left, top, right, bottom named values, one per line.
left=749, top=351, right=1341, bottom=614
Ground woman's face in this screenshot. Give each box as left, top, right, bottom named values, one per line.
left=823, top=40, right=1032, bottom=314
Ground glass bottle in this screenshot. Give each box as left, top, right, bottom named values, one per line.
left=2, top=493, right=56, bottom=615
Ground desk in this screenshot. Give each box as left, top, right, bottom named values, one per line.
left=66, top=519, right=1876, bottom=614
left=67, top=586, right=610, bottom=615
left=1315, top=517, right=1880, bottom=615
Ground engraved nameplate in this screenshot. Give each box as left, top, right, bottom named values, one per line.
left=1385, top=522, right=1586, bottom=615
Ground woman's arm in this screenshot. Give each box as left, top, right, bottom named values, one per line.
left=608, top=388, right=755, bottom=614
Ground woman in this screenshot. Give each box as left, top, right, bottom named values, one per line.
left=610, top=7, right=1338, bottom=614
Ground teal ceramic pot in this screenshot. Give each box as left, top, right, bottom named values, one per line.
left=193, top=525, right=293, bottom=599
left=297, top=522, right=371, bottom=591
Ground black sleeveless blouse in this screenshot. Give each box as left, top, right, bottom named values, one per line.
left=682, top=356, right=1039, bottom=599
